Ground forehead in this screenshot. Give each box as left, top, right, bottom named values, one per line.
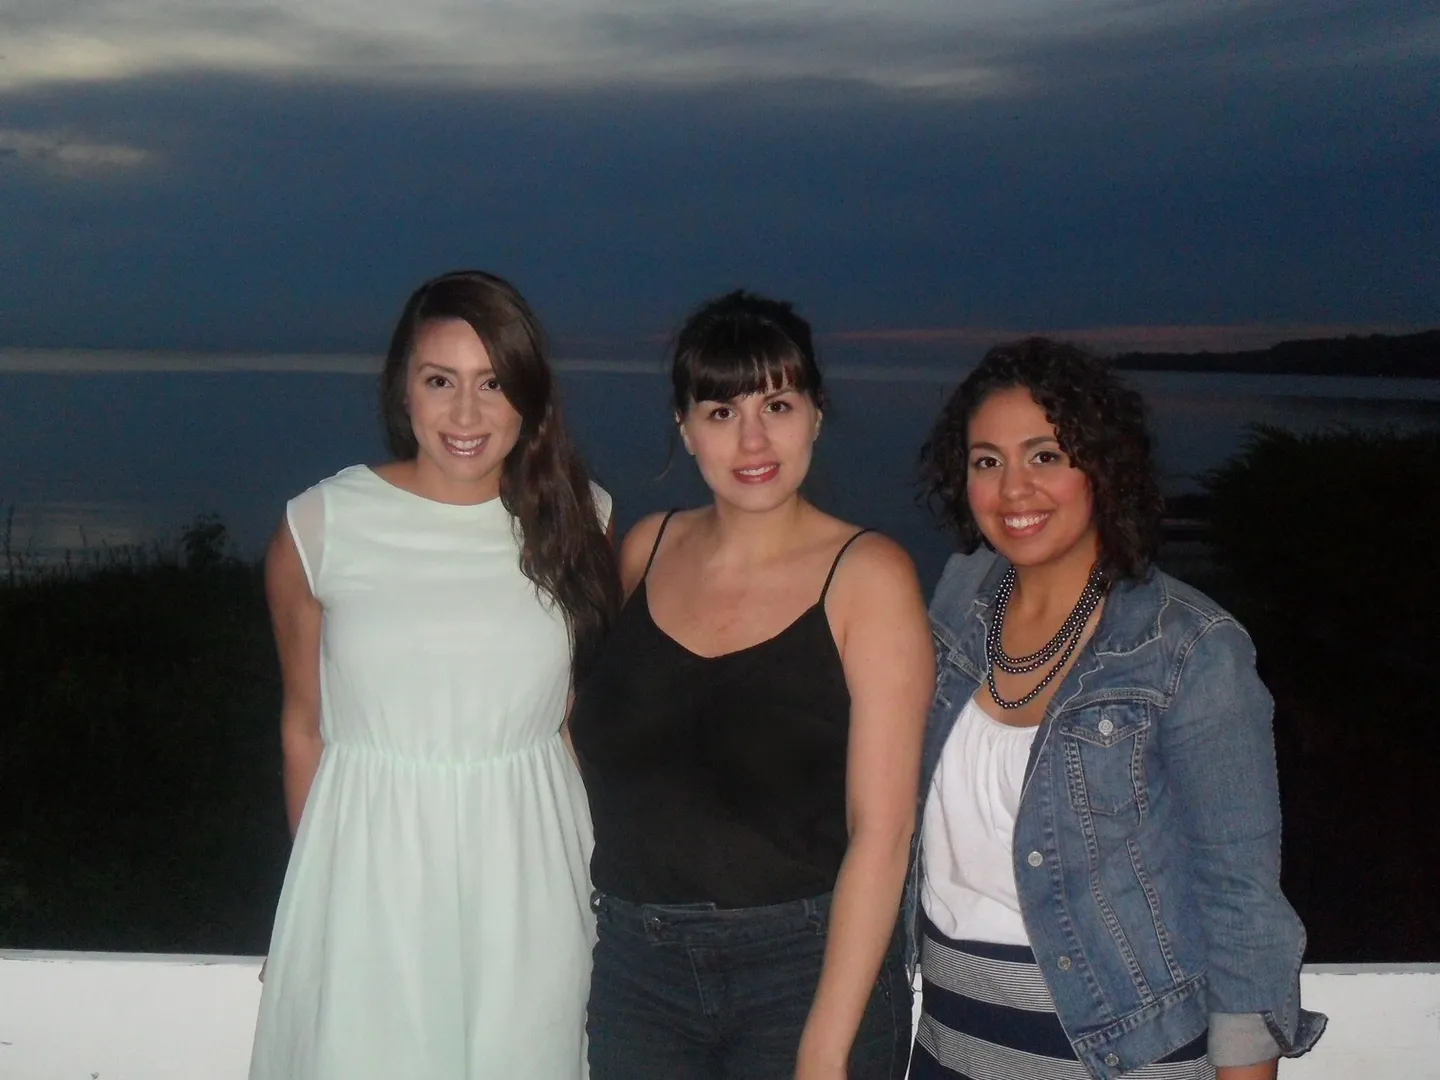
left=967, top=386, right=1055, bottom=441
left=410, top=318, right=491, bottom=367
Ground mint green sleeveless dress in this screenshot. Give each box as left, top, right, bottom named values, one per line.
left=248, top=465, right=605, bottom=1079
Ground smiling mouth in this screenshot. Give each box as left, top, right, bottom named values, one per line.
left=442, top=434, right=488, bottom=457
left=734, top=463, right=780, bottom=483
left=1002, top=511, right=1050, bottom=533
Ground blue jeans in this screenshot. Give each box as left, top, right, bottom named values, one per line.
left=587, top=891, right=911, bottom=1080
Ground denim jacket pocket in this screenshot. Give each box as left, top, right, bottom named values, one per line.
left=1058, top=703, right=1150, bottom=817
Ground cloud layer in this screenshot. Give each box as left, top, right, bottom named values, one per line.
left=4, top=1, right=1435, bottom=92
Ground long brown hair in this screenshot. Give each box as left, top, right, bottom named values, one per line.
left=380, top=270, right=620, bottom=680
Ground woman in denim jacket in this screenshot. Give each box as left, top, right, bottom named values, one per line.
left=909, top=339, right=1324, bottom=1080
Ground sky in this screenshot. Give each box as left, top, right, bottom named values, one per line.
left=0, top=0, right=1437, bottom=357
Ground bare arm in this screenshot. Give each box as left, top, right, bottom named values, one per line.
left=797, top=536, right=934, bottom=1078
left=1217, top=1063, right=1278, bottom=1080
left=266, top=521, right=324, bottom=836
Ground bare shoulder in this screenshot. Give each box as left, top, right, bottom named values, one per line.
left=825, top=531, right=930, bottom=668
left=619, top=509, right=685, bottom=593
left=824, top=530, right=926, bottom=634
left=830, top=530, right=922, bottom=595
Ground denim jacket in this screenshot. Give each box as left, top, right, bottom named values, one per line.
left=913, top=550, right=1326, bottom=1079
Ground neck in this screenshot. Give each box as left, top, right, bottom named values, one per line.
left=1008, top=543, right=1100, bottom=622
left=703, top=494, right=809, bottom=564
left=409, top=458, right=502, bottom=505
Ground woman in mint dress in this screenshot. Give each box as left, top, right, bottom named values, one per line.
left=249, top=270, right=620, bottom=1079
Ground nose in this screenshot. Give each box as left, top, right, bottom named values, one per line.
left=739, top=411, right=769, bottom=452
left=1000, top=461, right=1033, bottom=501
left=451, top=386, right=480, bottom=427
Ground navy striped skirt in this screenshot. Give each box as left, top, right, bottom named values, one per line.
left=909, top=914, right=1213, bottom=1080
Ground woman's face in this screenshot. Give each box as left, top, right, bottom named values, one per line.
left=405, top=318, right=523, bottom=503
left=679, top=383, right=821, bottom=513
left=965, top=386, right=1098, bottom=572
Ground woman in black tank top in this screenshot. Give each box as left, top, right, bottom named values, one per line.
left=569, top=291, right=934, bottom=1080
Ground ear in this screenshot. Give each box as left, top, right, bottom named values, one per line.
left=813, top=410, right=823, bottom=440
left=676, top=413, right=695, bottom=456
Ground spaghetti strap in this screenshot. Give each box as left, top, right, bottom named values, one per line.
left=819, top=528, right=873, bottom=603
left=641, top=510, right=680, bottom=580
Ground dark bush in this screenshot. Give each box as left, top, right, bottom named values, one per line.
left=1201, top=425, right=1440, bottom=961
left=0, top=518, right=288, bottom=952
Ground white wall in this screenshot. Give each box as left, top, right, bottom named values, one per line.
left=2, top=952, right=1437, bottom=1079
left=1, top=952, right=263, bottom=1080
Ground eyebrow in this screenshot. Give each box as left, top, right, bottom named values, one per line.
left=969, top=435, right=1060, bottom=453
left=701, top=385, right=797, bottom=405
left=416, top=361, right=495, bottom=378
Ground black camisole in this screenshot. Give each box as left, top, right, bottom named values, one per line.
left=569, top=514, right=870, bottom=907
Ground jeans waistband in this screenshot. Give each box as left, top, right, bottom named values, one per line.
left=591, top=890, right=832, bottom=945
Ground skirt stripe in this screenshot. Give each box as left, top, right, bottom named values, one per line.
left=920, top=931, right=1057, bottom=1012
left=911, top=915, right=1214, bottom=1080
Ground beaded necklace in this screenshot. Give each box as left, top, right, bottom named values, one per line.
left=986, top=563, right=1105, bottom=710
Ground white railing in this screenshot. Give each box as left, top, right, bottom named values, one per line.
left=2, top=952, right=1437, bottom=1079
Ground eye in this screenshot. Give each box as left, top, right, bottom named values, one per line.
left=706, top=405, right=734, bottom=421
left=969, top=454, right=999, bottom=471
left=1033, top=448, right=1064, bottom=465
left=424, top=374, right=451, bottom=389
left=481, top=377, right=502, bottom=391
left=764, top=398, right=793, bottom=414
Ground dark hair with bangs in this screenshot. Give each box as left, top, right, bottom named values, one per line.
left=670, top=290, right=825, bottom=415
left=379, top=269, right=620, bottom=681
left=919, top=337, right=1163, bottom=584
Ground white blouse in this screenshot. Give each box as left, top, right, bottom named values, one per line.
left=920, top=694, right=1040, bottom=946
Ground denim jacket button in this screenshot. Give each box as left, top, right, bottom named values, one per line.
left=1098, top=717, right=1115, bottom=735
left=1104, top=1053, right=1120, bottom=1067
left=1027, top=850, right=1044, bottom=868
left=1057, top=955, right=1072, bottom=971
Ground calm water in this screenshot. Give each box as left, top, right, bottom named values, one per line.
left=3, top=358, right=1438, bottom=589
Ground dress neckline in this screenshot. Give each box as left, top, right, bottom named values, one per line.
left=362, top=465, right=506, bottom=511
left=636, top=578, right=834, bottom=663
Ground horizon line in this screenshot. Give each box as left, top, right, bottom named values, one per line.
left=0, top=322, right=1430, bottom=375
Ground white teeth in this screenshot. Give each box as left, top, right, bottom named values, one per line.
left=1005, top=513, right=1047, bottom=529
left=445, top=436, right=484, bottom=450
left=737, top=466, right=775, bottom=475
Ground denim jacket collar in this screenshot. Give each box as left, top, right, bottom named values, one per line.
left=931, top=550, right=1169, bottom=677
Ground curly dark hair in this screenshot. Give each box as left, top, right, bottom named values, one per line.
left=379, top=270, right=621, bottom=682
left=919, top=337, right=1163, bottom=583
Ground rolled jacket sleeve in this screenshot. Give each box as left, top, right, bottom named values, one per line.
left=1209, top=1013, right=1281, bottom=1067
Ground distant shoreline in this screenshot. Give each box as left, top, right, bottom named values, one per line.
left=1, top=327, right=1436, bottom=378
left=1112, top=329, right=1440, bottom=379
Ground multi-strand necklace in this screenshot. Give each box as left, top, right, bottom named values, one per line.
left=986, top=564, right=1106, bottom=710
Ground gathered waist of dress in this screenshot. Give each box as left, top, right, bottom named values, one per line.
left=321, top=731, right=567, bottom=768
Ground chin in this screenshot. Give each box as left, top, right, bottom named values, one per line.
left=720, top=483, right=802, bottom=513
left=991, top=538, right=1096, bottom=572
